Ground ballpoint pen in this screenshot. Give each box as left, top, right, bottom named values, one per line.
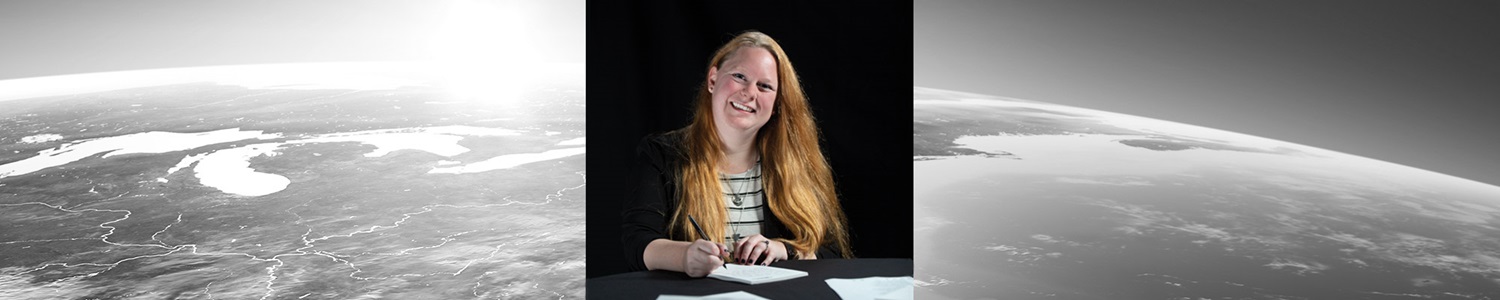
left=687, top=215, right=728, bottom=269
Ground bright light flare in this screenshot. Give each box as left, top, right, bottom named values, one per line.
left=427, top=0, right=539, bottom=104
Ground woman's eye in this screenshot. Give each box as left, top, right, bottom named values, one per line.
left=758, top=83, right=775, bottom=92
left=731, top=73, right=747, bottom=81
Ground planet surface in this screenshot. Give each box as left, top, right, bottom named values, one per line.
left=913, top=87, right=1500, bottom=299
left=0, top=62, right=585, bottom=299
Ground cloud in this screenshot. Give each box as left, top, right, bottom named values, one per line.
left=1055, top=177, right=1154, bottom=186
left=1264, top=258, right=1329, bottom=275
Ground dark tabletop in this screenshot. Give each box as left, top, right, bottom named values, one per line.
left=587, top=258, right=914, bottom=299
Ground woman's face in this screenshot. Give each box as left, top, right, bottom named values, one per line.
left=708, top=47, right=779, bottom=136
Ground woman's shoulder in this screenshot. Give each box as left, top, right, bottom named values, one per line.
left=636, top=130, right=689, bottom=164
left=637, top=130, right=687, bottom=154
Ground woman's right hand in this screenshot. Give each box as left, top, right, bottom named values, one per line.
left=683, top=239, right=728, bottom=277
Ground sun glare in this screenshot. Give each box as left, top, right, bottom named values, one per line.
left=427, top=0, right=539, bottom=104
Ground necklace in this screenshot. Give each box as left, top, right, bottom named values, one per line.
left=724, top=160, right=761, bottom=246
left=726, top=160, right=760, bottom=207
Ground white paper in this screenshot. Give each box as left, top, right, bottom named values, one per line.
left=875, top=283, right=914, bottom=300
left=707, top=264, right=808, bottom=285
left=824, top=276, right=914, bottom=300
left=657, top=291, right=770, bottom=300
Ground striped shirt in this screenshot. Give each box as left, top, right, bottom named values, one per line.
left=721, top=162, right=764, bottom=254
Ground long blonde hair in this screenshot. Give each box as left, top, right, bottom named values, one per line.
left=668, top=31, right=852, bottom=258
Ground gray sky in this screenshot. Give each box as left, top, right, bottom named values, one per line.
left=0, top=0, right=583, bottom=80
left=917, top=0, right=1500, bottom=187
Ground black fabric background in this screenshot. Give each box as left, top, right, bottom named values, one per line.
left=586, top=1, right=915, bottom=277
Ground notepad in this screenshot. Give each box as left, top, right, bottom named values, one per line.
left=657, top=291, right=770, bottom=300
left=707, top=265, right=808, bottom=285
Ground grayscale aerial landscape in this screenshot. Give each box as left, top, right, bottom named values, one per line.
left=913, top=87, right=1500, bottom=299
left=0, top=62, right=585, bottom=299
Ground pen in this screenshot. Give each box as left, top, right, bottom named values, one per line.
left=687, top=215, right=728, bottom=269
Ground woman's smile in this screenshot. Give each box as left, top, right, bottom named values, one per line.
left=729, top=100, right=757, bottom=113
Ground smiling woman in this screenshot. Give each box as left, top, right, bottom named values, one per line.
left=585, top=2, right=915, bottom=283
left=620, top=31, right=854, bottom=278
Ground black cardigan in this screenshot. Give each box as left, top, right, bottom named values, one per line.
left=620, top=131, right=840, bottom=271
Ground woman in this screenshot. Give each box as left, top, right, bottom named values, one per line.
left=621, top=31, right=853, bottom=278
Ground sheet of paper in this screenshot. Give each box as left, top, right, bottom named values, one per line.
left=824, top=276, right=914, bottom=300
left=875, top=283, right=914, bottom=300
left=656, top=291, right=770, bottom=300
left=707, top=264, right=808, bottom=285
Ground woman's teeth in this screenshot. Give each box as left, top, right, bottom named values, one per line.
left=731, top=101, right=757, bottom=113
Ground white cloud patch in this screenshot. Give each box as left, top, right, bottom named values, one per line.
left=1055, top=177, right=1153, bottom=186
left=982, top=244, right=1020, bottom=252
left=1264, top=258, right=1329, bottom=275
left=18, top=134, right=63, bottom=144
left=1030, top=234, right=1081, bottom=247
left=1363, top=291, right=1434, bottom=298
left=1166, top=223, right=1233, bottom=241
left=1088, top=198, right=1296, bottom=255
left=1345, top=233, right=1500, bottom=276
left=1315, top=232, right=1378, bottom=250
left=979, top=244, right=1057, bottom=264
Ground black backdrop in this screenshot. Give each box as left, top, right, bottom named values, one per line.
left=585, top=1, right=915, bottom=277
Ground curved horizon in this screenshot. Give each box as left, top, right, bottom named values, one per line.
left=915, top=86, right=1500, bottom=192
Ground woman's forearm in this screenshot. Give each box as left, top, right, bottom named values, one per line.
left=643, top=238, right=690, bottom=272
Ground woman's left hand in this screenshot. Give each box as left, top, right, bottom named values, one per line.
left=732, top=234, right=787, bottom=265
